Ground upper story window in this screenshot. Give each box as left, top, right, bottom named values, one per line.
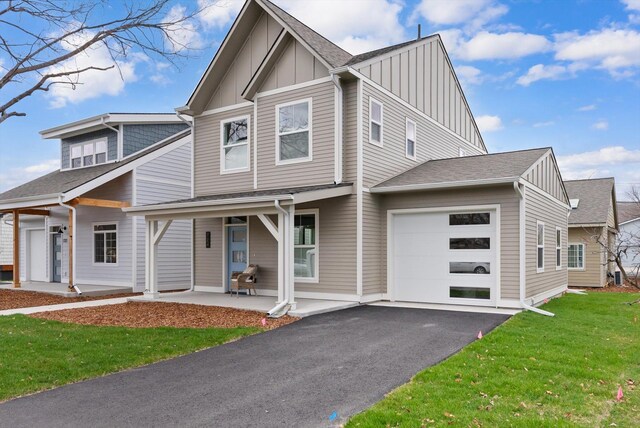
left=221, top=116, right=249, bottom=173
left=70, top=139, right=107, bottom=169
left=276, top=98, right=312, bottom=164
left=370, top=98, right=383, bottom=146
left=405, top=118, right=416, bottom=160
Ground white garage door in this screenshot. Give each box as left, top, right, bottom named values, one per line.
left=28, top=229, right=46, bottom=282
left=392, top=209, right=497, bottom=306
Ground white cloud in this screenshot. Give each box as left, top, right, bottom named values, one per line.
left=476, top=115, right=503, bottom=132
left=621, top=0, right=640, bottom=11
left=456, top=65, right=483, bottom=85
left=592, top=120, right=609, bottom=130
left=533, top=121, right=554, bottom=128
left=440, top=29, right=552, bottom=61
left=516, top=62, right=586, bottom=86
left=276, top=0, right=406, bottom=54
left=197, top=0, right=244, bottom=29
left=414, top=0, right=508, bottom=32
left=163, top=4, right=203, bottom=52
left=578, top=104, right=597, bottom=111
left=0, top=159, right=60, bottom=192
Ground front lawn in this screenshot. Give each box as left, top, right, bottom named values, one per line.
left=348, top=292, right=640, bottom=427
left=0, top=315, right=258, bottom=401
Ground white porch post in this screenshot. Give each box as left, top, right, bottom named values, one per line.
left=144, top=220, right=159, bottom=298
left=288, top=204, right=296, bottom=309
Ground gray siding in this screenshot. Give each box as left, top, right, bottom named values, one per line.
left=123, top=123, right=189, bottom=157
left=61, top=128, right=117, bottom=169
left=356, top=38, right=484, bottom=150
left=362, top=82, right=484, bottom=188
left=379, top=185, right=521, bottom=300
left=194, top=218, right=223, bottom=287
left=523, top=151, right=567, bottom=204
left=525, top=186, right=568, bottom=298
left=567, top=227, right=606, bottom=288
left=0, top=221, right=12, bottom=265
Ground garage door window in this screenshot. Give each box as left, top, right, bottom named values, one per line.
left=450, top=286, right=490, bottom=300
left=449, top=238, right=490, bottom=250
left=449, top=213, right=490, bottom=225
left=449, top=262, right=490, bottom=274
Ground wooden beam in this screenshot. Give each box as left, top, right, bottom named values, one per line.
left=68, top=208, right=73, bottom=288
left=70, top=197, right=131, bottom=209
left=17, top=209, right=50, bottom=216
left=12, top=210, right=20, bottom=288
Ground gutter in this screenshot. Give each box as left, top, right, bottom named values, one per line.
left=267, top=200, right=291, bottom=318
left=123, top=194, right=295, bottom=214
left=371, top=177, right=519, bottom=194
left=330, top=73, right=343, bottom=185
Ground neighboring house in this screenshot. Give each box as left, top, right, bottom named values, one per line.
left=0, top=216, right=12, bottom=280
left=617, top=201, right=640, bottom=275
left=565, top=178, right=618, bottom=288
left=126, top=0, right=570, bottom=313
left=0, top=113, right=192, bottom=292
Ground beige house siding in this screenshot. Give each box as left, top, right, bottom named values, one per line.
left=362, top=192, right=383, bottom=294
left=342, top=80, right=358, bottom=183
left=523, top=151, right=567, bottom=203
left=194, top=218, right=224, bottom=287
left=525, top=187, right=568, bottom=298
left=378, top=185, right=521, bottom=300
left=362, top=82, right=484, bottom=188
left=568, top=226, right=606, bottom=288
left=355, top=38, right=483, bottom=149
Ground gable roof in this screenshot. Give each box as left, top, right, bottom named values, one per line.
left=565, top=178, right=616, bottom=226
left=372, top=148, right=550, bottom=192
left=0, top=129, right=191, bottom=207
left=617, top=201, right=640, bottom=224
left=344, top=37, right=433, bottom=67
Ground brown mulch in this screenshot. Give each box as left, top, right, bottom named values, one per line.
left=27, top=301, right=298, bottom=330
left=0, top=289, right=142, bottom=310
left=570, top=282, right=640, bottom=294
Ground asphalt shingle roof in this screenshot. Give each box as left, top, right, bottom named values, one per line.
left=0, top=129, right=190, bottom=202
left=565, top=178, right=615, bottom=225
left=373, top=148, right=550, bottom=189
left=617, top=201, right=640, bottom=224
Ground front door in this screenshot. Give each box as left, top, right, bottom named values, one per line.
left=227, top=225, right=247, bottom=290
left=51, top=233, right=62, bottom=283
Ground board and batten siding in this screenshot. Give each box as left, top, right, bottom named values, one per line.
left=362, top=82, right=484, bottom=188
left=378, top=185, right=521, bottom=300
left=524, top=186, right=568, bottom=298
left=523, top=151, right=567, bottom=204
left=134, top=141, right=192, bottom=291
left=567, top=227, right=606, bottom=288
left=355, top=38, right=484, bottom=150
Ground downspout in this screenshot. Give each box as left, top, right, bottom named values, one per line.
left=101, top=117, right=120, bottom=159
left=268, top=199, right=291, bottom=317
left=176, top=112, right=196, bottom=291
left=330, top=74, right=343, bottom=185
left=514, top=181, right=554, bottom=317
left=58, top=196, right=82, bottom=295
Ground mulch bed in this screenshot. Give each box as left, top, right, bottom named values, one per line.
left=28, top=301, right=298, bottom=330
left=0, top=289, right=142, bottom=310
left=570, top=283, right=640, bottom=294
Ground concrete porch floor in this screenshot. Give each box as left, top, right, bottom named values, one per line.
left=0, top=281, right=133, bottom=297
left=128, top=291, right=359, bottom=317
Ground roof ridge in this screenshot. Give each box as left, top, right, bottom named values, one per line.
left=564, top=177, right=615, bottom=183
left=421, top=147, right=550, bottom=164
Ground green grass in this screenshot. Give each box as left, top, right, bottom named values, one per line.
left=0, top=315, right=258, bottom=401
left=348, top=293, right=640, bottom=427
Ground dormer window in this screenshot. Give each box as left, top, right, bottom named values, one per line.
left=70, top=139, right=107, bottom=169
left=570, top=199, right=580, bottom=209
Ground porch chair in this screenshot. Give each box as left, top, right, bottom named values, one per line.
left=230, top=264, right=258, bottom=297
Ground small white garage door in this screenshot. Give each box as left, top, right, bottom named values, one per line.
left=28, top=229, right=46, bottom=282
left=392, top=209, right=497, bottom=306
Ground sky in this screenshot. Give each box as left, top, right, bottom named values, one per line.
left=1, top=0, right=639, bottom=199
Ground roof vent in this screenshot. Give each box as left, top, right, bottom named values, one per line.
left=570, top=199, right=580, bottom=209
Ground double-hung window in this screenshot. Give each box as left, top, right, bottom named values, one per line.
left=405, top=118, right=417, bottom=160
left=221, top=116, right=249, bottom=173
left=370, top=98, right=383, bottom=146
left=94, top=223, right=117, bottom=264
left=556, top=227, right=562, bottom=269
left=568, top=244, right=585, bottom=269
left=70, top=139, right=107, bottom=169
left=293, top=210, right=319, bottom=282
left=537, top=221, right=545, bottom=272
left=277, top=99, right=311, bottom=164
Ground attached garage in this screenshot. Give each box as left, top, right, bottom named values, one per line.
left=390, top=207, right=498, bottom=306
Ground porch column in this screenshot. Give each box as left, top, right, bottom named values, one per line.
left=12, top=210, right=20, bottom=288
left=68, top=208, right=73, bottom=289
left=145, top=220, right=158, bottom=298
left=287, top=204, right=296, bottom=309
left=277, top=212, right=285, bottom=302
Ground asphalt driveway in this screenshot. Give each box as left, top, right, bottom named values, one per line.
left=0, top=306, right=509, bottom=427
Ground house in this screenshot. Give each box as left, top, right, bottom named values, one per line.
left=617, top=201, right=640, bottom=276
left=126, top=0, right=570, bottom=314
left=564, top=178, right=618, bottom=288
left=0, top=113, right=192, bottom=292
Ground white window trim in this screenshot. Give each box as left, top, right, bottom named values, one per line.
left=369, top=97, right=384, bottom=147
left=92, top=221, right=119, bottom=266
left=405, top=117, right=417, bottom=161
left=294, top=208, right=319, bottom=283
left=220, top=115, right=250, bottom=174
left=556, top=226, right=562, bottom=270
left=537, top=220, right=545, bottom=273
left=275, top=98, right=313, bottom=166
left=568, top=242, right=585, bottom=270
left=67, top=138, right=109, bottom=170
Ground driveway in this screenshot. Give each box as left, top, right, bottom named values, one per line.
left=0, top=306, right=508, bottom=427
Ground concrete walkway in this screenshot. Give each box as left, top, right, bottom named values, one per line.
left=0, top=297, right=131, bottom=316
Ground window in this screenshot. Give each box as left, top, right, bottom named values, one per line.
left=568, top=244, right=585, bottom=269
left=277, top=99, right=311, bottom=164
left=449, top=238, right=490, bottom=250
left=69, top=139, right=107, bottom=169
left=537, top=221, right=545, bottom=272
left=370, top=98, right=383, bottom=146
left=556, top=227, right=562, bottom=269
left=293, top=210, right=318, bottom=281
left=459, top=147, right=467, bottom=157
left=450, top=262, right=490, bottom=274
left=450, top=286, right=490, bottom=300
left=221, top=116, right=249, bottom=173
left=449, top=213, right=490, bottom=225
left=93, top=223, right=117, bottom=264
left=405, top=118, right=416, bottom=160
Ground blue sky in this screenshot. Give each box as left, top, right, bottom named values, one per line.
left=1, top=0, right=639, bottom=198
